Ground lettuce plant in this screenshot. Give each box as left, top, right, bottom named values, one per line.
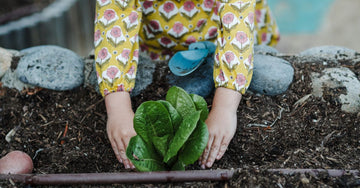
left=126, top=86, right=209, bottom=171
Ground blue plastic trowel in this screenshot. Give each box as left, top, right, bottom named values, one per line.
left=169, top=41, right=216, bottom=76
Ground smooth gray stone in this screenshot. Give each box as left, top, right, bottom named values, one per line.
left=254, top=44, right=279, bottom=55
left=131, top=53, right=156, bottom=97
left=17, top=45, right=84, bottom=91
left=311, top=67, right=360, bottom=113
left=249, top=55, right=294, bottom=96
left=167, top=56, right=214, bottom=98
left=300, top=46, right=358, bottom=62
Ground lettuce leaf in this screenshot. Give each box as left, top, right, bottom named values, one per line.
left=126, top=86, right=209, bottom=171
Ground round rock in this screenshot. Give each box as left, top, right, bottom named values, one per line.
left=131, top=53, right=156, bottom=97
left=254, top=44, right=279, bottom=56
left=0, top=47, right=12, bottom=78
left=311, top=67, right=360, bottom=113
left=300, top=46, right=357, bottom=62
left=249, top=55, right=294, bottom=96
left=17, top=45, right=84, bottom=91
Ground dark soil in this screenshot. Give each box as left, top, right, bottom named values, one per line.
left=0, top=55, right=360, bottom=187
left=0, top=0, right=54, bottom=24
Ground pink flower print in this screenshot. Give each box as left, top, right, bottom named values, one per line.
left=143, top=0, right=153, bottom=9
left=130, top=34, right=138, bottom=44
left=180, top=1, right=199, bottom=19
left=236, top=31, right=248, bottom=44
left=123, top=11, right=139, bottom=31
left=214, top=52, right=220, bottom=66
left=94, top=29, right=101, bottom=41
left=244, top=12, right=255, bottom=31
left=96, top=47, right=111, bottom=65
left=222, top=12, right=238, bottom=30
left=218, top=70, right=225, bottom=81
left=140, top=44, right=149, bottom=52
left=244, top=54, right=253, bottom=69
left=205, top=26, right=218, bottom=40
left=231, top=31, right=250, bottom=52
left=117, top=84, right=125, bottom=92
left=110, top=26, right=122, bottom=38
left=214, top=1, right=221, bottom=15
left=99, top=9, right=118, bottom=26
left=122, top=49, right=130, bottom=59
left=106, top=66, right=120, bottom=80
left=129, top=12, right=138, bottom=24
left=185, top=36, right=196, bottom=45
left=149, top=20, right=159, bottom=30
left=194, top=19, right=207, bottom=32
left=132, top=49, right=139, bottom=62
left=102, top=66, right=121, bottom=84
left=183, top=1, right=195, bottom=12
left=126, top=65, right=136, bottom=80
left=101, top=0, right=108, bottom=3
left=224, top=51, right=235, bottom=63
left=159, top=1, right=178, bottom=20
left=217, top=36, right=226, bottom=48
left=106, top=26, right=125, bottom=46
left=222, top=13, right=234, bottom=25
left=161, top=37, right=172, bottom=45
left=248, top=12, right=254, bottom=24
left=94, top=29, right=103, bottom=47
left=148, top=20, right=163, bottom=32
left=143, top=25, right=155, bottom=39
left=150, top=52, right=159, bottom=60
left=104, top=9, right=116, bottom=21
left=215, top=69, right=228, bottom=86
left=261, top=33, right=272, bottom=45
left=256, top=9, right=266, bottom=28
left=142, top=0, right=155, bottom=15
left=158, top=36, right=176, bottom=48
left=116, top=48, right=131, bottom=65
left=233, top=73, right=246, bottom=91
left=133, top=49, right=139, bottom=58
left=221, top=51, right=239, bottom=69
left=163, top=2, right=175, bottom=13
left=203, top=0, right=214, bottom=10
left=173, top=22, right=184, bottom=34
left=168, top=22, right=188, bottom=38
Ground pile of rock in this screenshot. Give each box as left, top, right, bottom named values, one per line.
left=0, top=45, right=359, bottom=114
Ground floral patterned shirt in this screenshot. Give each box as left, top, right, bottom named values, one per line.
left=94, top=0, right=279, bottom=96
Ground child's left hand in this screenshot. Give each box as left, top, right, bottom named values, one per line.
left=199, top=87, right=242, bottom=169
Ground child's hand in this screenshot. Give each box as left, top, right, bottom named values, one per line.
left=199, top=87, right=242, bottom=169
left=105, top=92, right=136, bottom=169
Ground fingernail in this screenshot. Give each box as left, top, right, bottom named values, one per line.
left=125, top=164, right=130, bottom=169
left=198, top=161, right=202, bottom=165
left=201, top=164, right=205, bottom=169
left=206, top=162, right=212, bottom=167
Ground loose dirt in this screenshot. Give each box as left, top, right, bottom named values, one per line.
left=0, top=56, right=359, bottom=187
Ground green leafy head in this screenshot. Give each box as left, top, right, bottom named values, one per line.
left=126, top=86, right=209, bottom=171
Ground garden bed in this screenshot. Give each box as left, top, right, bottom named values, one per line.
left=0, top=56, right=359, bottom=187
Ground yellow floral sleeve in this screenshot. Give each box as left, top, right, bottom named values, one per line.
left=214, top=0, right=256, bottom=94
left=94, top=0, right=142, bottom=96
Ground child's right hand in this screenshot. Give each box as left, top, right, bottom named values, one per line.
left=105, top=92, right=136, bottom=169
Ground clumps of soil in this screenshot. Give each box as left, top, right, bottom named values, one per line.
left=0, top=57, right=359, bottom=187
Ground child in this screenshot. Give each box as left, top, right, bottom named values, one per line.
left=94, top=0, right=279, bottom=169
